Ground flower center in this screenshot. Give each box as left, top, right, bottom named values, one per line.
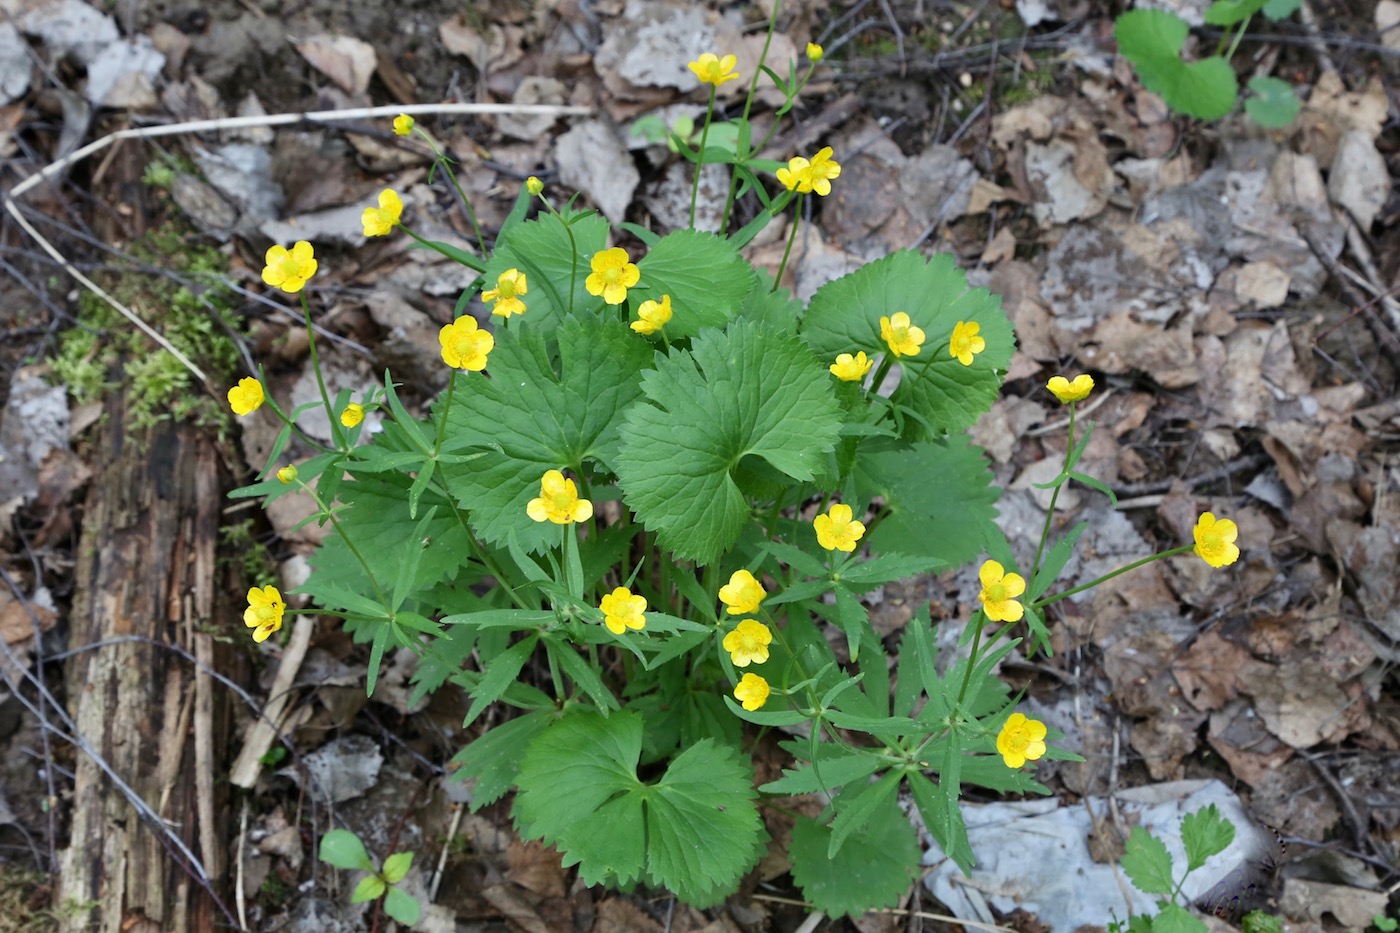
left=984, top=583, right=1006, bottom=603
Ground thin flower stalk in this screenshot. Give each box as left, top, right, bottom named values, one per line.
left=689, top=83, right=717, bottom=230
left=407, top=122, right=488, bottom=256
left=720, top=0, right=782, bottom=231
left=772, top=192, right=804, bottom=293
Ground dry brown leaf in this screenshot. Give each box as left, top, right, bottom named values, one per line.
left=506, top=839, right=566, bottom=898
left=1327, top=130, right=1391, bottom=229
left=1379, top=0, right=1400, bottom=52
left=295, top=35, right=376, bottom=95
left=1239, top=657, right=1360, bottom=748
left=1205, top=697, right=1293, bottom=786
left=593, top=897, right=663, bottom=933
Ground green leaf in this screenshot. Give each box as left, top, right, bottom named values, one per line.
left=1155, top=902, right=1210, bottom=933
left=1122, top=825, right=1175, bottom=895
left=1115, top=10, right=1238, bottom=120
left=617, top=322, right=842, bottom=565
left=441, top=317, right=652, bottom=554
left=512, top=710, right=763, bottom=905
left=482, top=213, right=610, bottom=327
left=801, top=251, right=1011, bottom=437
left=1245, top=75, right=1300, bottom=127
left=350, top=874, right=386, bottom=903
left=409, top=238, right=485, bottom=272
left=319, top=829, right=375, bottom=871
left=1181, top=803, right=1235, bottom=871
left=839, top=552, right=947, bottom=587
left=789, top=788, right=920, bottom=918
left=450, top=709, right=553, bottom=811
left=853, top=436, right=1000, bottom=568
left=828, top=770, right=901, bottom=858
left=1069, top=470, right=1119, bottom=507
left=1029, top=521, right=1087, bottom=600
left=629, top=230, right=755, bottom=340
left=544, top=633, right=619, bottom=711
left=760, top=750, right=883, bottom=795
left=381, top=851, right=413, bottom=884
left=384, top=887, right=421, bottom=925
left=463, top=634, right=539, bottom=728
left=1261, top=0, right=1299, bottom=18
left=305, top=469, right=475, bottom=615
left=1204, top=0, right=1267, bottom=25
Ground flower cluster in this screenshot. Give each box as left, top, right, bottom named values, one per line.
left=777, top=146, right=841, bottom=196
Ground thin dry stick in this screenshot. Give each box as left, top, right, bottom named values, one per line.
left=3, top=102, right=593, bottom=386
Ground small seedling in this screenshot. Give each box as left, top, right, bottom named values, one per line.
left=319, top=829, right=420, bottom=926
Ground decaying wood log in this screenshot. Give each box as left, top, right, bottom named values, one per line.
left=60, top=401, right=239, bottom=933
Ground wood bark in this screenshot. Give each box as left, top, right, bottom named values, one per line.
left=59, top=401, right=237, bottom=933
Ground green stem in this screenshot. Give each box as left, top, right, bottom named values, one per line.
left=300, top=292, right=345, bottom=452
left=866, top=352, right=896, bottom=402
left=400, top=224, right=486, bottom=273
left=772, top=193, right=804, bottom=292
left=415, top=127, right=488, bottom=256
left=1035, top=546, right=1194, bottom=610
left=432, top=370, right=457, bottom=457
left=954, top=611, right=987, bottom=707
left=1029, top=402, right=1076, bottom=583
left=689, top=87, right=717, bottom=230
left=304, top=480, right=389, bottom=609
left=720, top=0, right=782, bottom=232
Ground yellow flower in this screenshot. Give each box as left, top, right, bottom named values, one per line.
left=1047, top=374, right=1094, bottom=404
left=722, top=619, right=772, bottom=668
left=526, top=175, right=544, bottom=196
left=393, top=113, right=415, bottom=136
left=807, top=42, right=824, bottom=63
left=1193, top=512, right=1240, bottom=568
left=261, top=240, right=318, bottom=294
left=879, top=312, right=926, bottom=358
left=244, top=585, right=285, bottom=643
left=718, top=569, right=766, bottom=615
left=776, top=155, right=808, bottom=192
left=688, top=52, right=740, bottom=87
left=438, top=316, right=494, bottom=371
left=585, top=247, right=641, bottom=306
left=804, top=147, right=841, bottom=196
left=526, top=470, right=594, bottom=525
left=599, top=586, right=647, bottom=635
left=227, top=377, right=265, bottom=416
left=733, top=673, right=770, bottom=711
left=814, top=503, right=865, bottom=552
left=630, top=294, right=672, bottom=335
left=484, top=268, right=528, bottom=318
left=775, top=147, right=842, bottom=196
left=361, top=188, right=403, bottom=237
left=340, top=403, right=364, bottom=428
left=996, top=712, right=1047, bottom=769
left=277, top=465, right=298, bottom=484
left=829, top=351, right=873, bottom=382
left=978, top=560, right=1026, bottom=622
left=949, top=320, right=986, bottom=366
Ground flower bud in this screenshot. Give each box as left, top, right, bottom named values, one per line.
left=277, top=465, right=298, bottom=484
left=806, top=42, right=824, bottom=63
left=526, top=176, right=544, bottom=196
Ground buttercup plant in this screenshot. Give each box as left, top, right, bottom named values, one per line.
left=228, top=12, right=1243, bottom=918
